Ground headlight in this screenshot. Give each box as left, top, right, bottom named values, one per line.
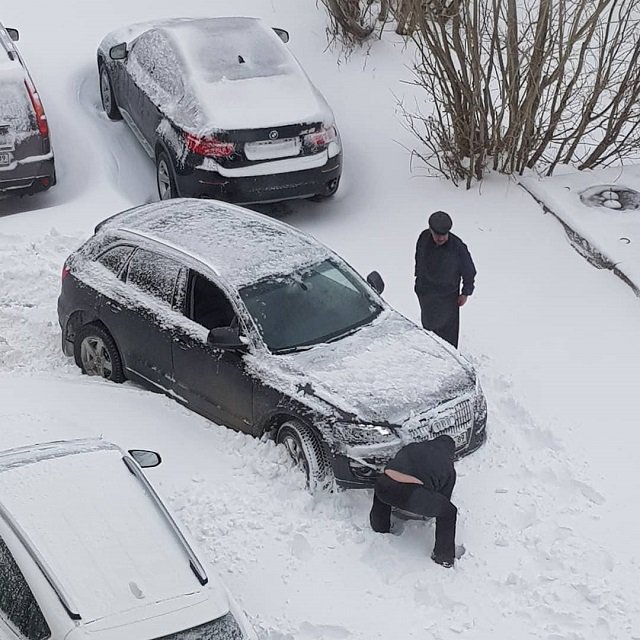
left=334, top=422, right=397, bottom=446
left=474, top=376, right=488, bottom=430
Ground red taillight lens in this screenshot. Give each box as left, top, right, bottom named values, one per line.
left=304, top=125, right=337, bottom=148
left=24, top=81, right=49, bottom=138
left=61, top=264, right=70, bottom=281
left=185, top=133, right=235, bottom=159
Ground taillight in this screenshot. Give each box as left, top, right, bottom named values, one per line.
left=185, top=133, right=235, bottom=159
left=24, top=81, right=49, bottom=138
left=61, top=264, right=70, bottom=281
left=304, top=125, right=337, bottom=148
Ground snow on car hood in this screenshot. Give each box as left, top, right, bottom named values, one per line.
left=253, top=310, right=476, bottom=425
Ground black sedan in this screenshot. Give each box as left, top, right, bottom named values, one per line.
left=58, top=199, right=486, bottom=489
left=97, top=17, right=342, bottom=204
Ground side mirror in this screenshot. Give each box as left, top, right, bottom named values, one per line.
left=366, top=270, right=385, bottom=295
left=6, top=28, right=19, bottom=42
left=273, top=28, right=289, bottom=43
left=207, top=326, right=248, bottom=352
left=109, top=42, right=128, bottom=60
left=129, top=449, right=162, bottom=468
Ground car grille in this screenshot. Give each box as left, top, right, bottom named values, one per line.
left=405, top=398, right=474, bottom=442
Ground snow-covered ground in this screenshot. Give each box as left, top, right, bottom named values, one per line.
left=1, top=1, right=640, bottom=639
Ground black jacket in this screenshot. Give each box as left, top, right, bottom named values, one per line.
left=385, top=435, right=456, bottom=494
left=415, top=231, right=476, bottom=297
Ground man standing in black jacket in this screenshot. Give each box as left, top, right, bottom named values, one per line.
left=369, top=435, right=459, bottom=568
left=414, top=211, right=476, bottom=348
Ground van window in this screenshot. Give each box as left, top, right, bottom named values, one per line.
left=0, top=536, right=51, bottom=640
left=126, top=248, right=182, bottom=305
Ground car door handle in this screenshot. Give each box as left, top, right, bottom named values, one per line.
left=106, top=300, right=122, bottom=313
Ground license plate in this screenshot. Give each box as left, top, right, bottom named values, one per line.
left=245, top=137, right=300, bottom=161
left=452, top=431, right=468, bottom=448
left=0, top=151, right=10, bottom=166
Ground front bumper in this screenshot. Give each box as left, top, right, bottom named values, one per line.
left=331, top=407, right=488, bottom=489
left=175, top=153, right=342, bottom=204
left=0, top=155, right=56, bottom=196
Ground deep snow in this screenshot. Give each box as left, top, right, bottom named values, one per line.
left=1, top=1, right=640, bottom=639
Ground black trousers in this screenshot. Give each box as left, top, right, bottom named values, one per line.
left=370, top=474, right=457, bottom=561
left=417, top=292, right=460, bottom=348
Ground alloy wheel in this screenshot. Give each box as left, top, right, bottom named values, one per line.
left=157, top=159, right=172, bottom=200
left=80, top=336, right=114, bottom=378
left=100, top=69, right=112, bottom=115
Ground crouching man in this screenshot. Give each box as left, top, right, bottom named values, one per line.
left=369, top=434, right=459, bottom=568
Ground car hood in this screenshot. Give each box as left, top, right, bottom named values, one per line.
left=252, top=310, right=476, bottom=425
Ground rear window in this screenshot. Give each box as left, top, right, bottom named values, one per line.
left=158, top=613, right=243, bottom=640
left=0, top=79, right=33, bottom=134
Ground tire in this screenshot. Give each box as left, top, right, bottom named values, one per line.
left=156, top=151, right=178, bottom=201
left=73, top=324, right=125, bottom=383
left=276, top=419, right=333, bottom=491
left=99, top=63, right=122, bottom=121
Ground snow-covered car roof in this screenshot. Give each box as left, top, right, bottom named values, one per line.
left=99, top=17, right=334, bottom=131
left=0, top=438, right=228, bottom=625
left=99, top=198, right=333, bottom=287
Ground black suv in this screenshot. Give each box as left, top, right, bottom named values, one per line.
left=0, top=23, right=55, bottom=197
left=97, top=17, right=341, bottom=204
left=58, top=199, right=486, bottom=488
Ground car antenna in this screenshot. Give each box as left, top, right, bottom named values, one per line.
left=237, top=54, right=245, bottom=64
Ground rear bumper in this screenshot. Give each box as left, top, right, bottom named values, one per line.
left=0, top=155, right=56, bottom=196
left=175, top=153, right=342, bottom=204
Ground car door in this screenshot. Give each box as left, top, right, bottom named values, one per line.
left=0, top=536, right=51, bottom=640
left=171, top=270, right=254, bottom=433
left=99, top=246, right=181, bottom=390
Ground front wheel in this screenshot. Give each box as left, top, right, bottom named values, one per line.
left=276, top=420, right=333, bottom=491
left=73, top=323, right=125, bottom=383
left=156, top=152, right=178, bottom=200
left=99, top=64, right=122, bottom=121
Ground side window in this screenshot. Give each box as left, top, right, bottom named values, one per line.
left=188, top=273, right=237, bottom=331
left=0, top=537, right=51, bottom=640
left=129, top=30, right=185, bottom=99
left=97, top=245, right=134, bottom=277
left=126, top=248, right=182, bottom=305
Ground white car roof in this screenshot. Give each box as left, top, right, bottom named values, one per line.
left=0, top=438, right=223, bottom=624
left=100, top=198, right=333, bottom=287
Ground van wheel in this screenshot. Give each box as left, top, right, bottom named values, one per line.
left=277, top=420, right=333, bottom=491
left=99, top=63, right=122, bottom=121
left=74, top=324, right=125, bottom=383
left=156, top=152, right=178, bottom=200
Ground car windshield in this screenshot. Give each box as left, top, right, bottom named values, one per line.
left=178, top=20, right=293, bottom=83
left=239, top=259, right=383, bottom=353
left=158, top=612, right=243, bottom=640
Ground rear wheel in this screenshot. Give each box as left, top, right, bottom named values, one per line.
left=73, top=324, right=125, bottom=383
left=156, top=152, right=178, bottom=200
left=99, top=63, right=122, bottom=121
left=277, top=419, right=333, bottom=491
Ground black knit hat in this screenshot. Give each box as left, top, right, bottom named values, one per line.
left=429, top=211, right=453, bottom=234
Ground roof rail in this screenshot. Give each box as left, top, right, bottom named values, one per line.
left=0, top=500, right=81, bottom=620
left=122, top=455, right=208, bottom=585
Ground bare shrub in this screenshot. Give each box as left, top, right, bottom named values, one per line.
left=320, top=0, right=640, bottom=187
